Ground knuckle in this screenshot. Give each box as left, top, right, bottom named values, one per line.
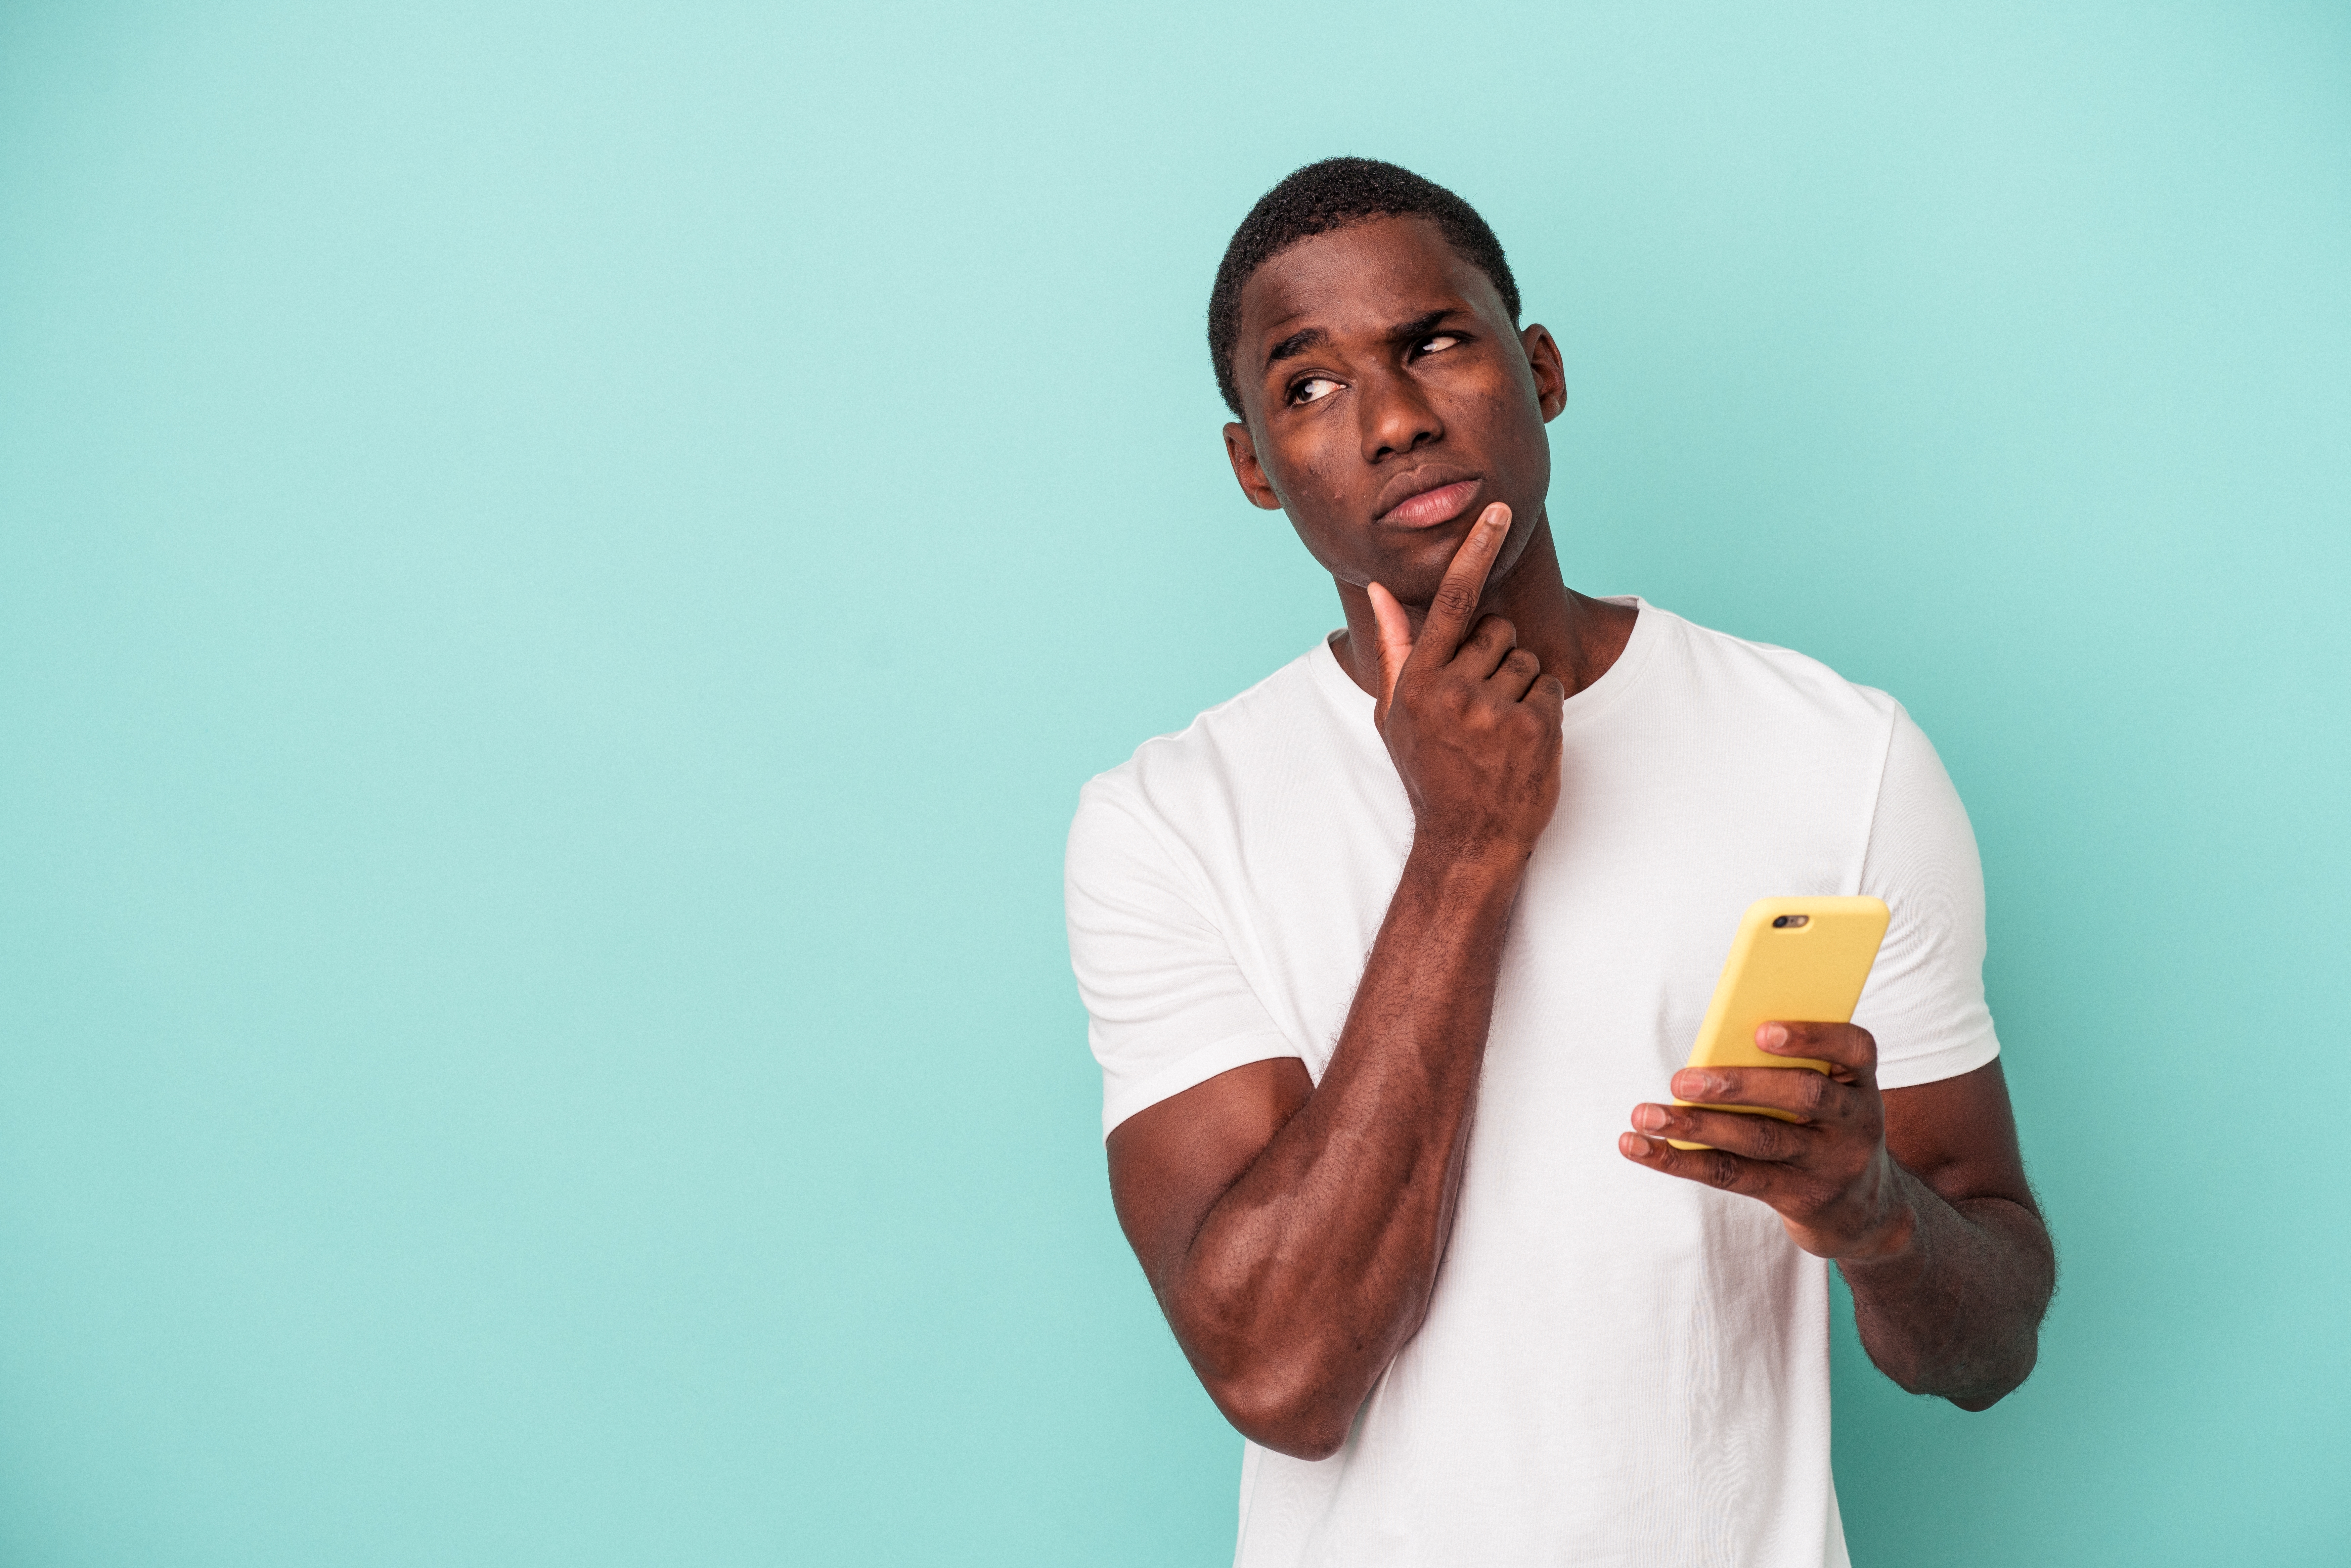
left=1798, top=1072, right=1832, bottom=1116
left=1752, top=1120, right=1795, bottom=1160
left=1706, top=1153, right=1743, bottom=1191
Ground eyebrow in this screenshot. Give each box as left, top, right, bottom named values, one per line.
left=1265, top=326, right=1325, bottom=369
left=1262, top=308, right=1465, bottom=374
left=1388, top=308, right=1456, bottom=347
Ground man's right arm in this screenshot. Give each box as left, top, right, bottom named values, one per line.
left=1104, top=506, right=1562, bottom=1461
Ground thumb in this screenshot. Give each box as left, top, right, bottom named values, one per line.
left=1366, top=581, right=1415, bottom=722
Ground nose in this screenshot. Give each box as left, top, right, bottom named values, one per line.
left=1360, top=365, right=1442, bottom=463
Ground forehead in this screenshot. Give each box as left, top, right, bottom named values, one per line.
left=1237, top=215, right=1500, bottom=345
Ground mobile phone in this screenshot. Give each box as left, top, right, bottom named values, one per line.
left=1666, top=896, right=1890, bottom=1152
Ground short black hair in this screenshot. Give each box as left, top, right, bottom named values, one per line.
left=1207, top=157, right=1521, bottom=419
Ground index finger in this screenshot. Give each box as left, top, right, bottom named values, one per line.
left=1414, top=503, right=1512, bottom=663
left=1758, top=1021, right=1879, bottom=1082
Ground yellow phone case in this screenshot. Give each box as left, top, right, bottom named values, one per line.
left=1667, top=896, right=1890, bottom=1152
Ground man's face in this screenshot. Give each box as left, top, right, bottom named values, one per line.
left=1223, top=215, right=1565, bottom=606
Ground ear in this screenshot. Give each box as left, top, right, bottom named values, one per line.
left=1521, top=324, right=1567, bottom=423
left=1223, top=421, right=1286, bottom=511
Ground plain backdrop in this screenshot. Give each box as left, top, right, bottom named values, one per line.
left=2, top=2, right=2347, bottom=1563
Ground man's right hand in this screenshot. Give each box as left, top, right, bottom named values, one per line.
left=1367, top=504, right=1568, bottom=866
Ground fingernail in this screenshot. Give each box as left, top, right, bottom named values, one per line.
left=1759, top=1024, right=1788, bottom=1050
left=1676, top=1074, right=1716, bottom=1100
left=1619, top=1132, right=1652, bottom=1158
left=1634, top=1104, right=1670, bottom=1133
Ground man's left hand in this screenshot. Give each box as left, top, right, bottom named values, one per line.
left=1621, top=1022, right=1920, bottom=1261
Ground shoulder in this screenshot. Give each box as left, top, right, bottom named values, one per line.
left=1637, top=602, right=1904, bottom=744
left=1074, top=644, right=1350, bottom=828
left=1067, top=644, right=1354, bottom=876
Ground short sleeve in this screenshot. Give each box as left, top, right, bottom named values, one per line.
left=1852, top=705, right=2002, bottom=1090
left=1065, top=777, right=1302, bottom=1138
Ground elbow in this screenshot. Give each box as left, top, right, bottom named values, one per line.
left=1194, top=1345, right=1363, bottom=1460
left=1171, top=1283, right=1394, bottom=1461
left=1215, top=1375, right=1356, bottom=1461
left=1946, top=1342, right=2040, bottom=1412
left=1906, top=1330, right=2039, bottom=1412
left=1945, top=1373, right=2024, bottom=1413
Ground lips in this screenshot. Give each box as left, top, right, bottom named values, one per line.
left=1376, top=477, right=1482, bottom=528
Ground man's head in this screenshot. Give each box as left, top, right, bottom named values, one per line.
left=1210, top=158, right=1566, bottom=608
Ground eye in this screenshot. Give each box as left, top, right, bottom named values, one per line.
left=1418, top=333, right=1462, bottom=355
left=1289, top=376, right=1342, bottom=406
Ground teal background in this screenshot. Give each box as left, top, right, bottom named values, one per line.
left=2, top=2, right=2346, bottom=1562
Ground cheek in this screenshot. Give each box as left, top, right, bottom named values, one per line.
left=1310, top=459, right=1350, bottom=508
left=1478, top=384, right=1547, bottom=480
left=1273, top=441, right=1350, bottom=513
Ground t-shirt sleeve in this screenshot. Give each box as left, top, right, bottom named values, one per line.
left=1065, top=777, right=1302, bottom=1138
left=1852, top=704, right=2002, bottom=1090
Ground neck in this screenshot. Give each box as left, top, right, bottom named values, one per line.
left=1331, top=514, right=1629, bottom=701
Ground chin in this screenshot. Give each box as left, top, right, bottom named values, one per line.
left=1373, top=558, right=1460, bottom=608
left=1380, top=523, right=1492, bottom=600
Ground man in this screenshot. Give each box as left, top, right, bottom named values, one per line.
left=1064, top=158, right=2054, bottom=1566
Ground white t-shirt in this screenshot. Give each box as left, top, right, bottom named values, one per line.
left=1064, top=599, right=2001, bottom=1568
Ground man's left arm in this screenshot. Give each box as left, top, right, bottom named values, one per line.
left=1622, top=1027, right=2055, bottom=1409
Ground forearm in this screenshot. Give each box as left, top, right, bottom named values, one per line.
left=1170, top=843, right=1521, bottom=1454
left=1839, top=1165, right=2055, bottom=1408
